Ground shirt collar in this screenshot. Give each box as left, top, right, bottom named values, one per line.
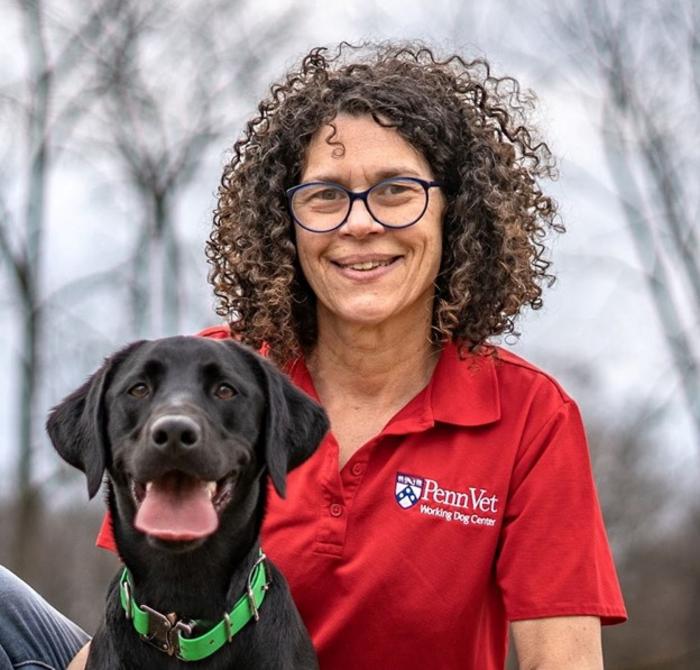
left=428, top=341, right=501, bottom=427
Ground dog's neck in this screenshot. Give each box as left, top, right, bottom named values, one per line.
left=130, top=538, right=262, bottom=621
left=109, top=481, right=266, bottom=622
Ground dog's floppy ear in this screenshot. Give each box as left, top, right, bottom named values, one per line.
left=46, top=341, right=146, bottom=499
left=232, top=343, right=329, bottom=498
left=260, top=361, right=330, bottom=498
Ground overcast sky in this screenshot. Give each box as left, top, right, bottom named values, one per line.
left=0, top=0, right=696, bottom=496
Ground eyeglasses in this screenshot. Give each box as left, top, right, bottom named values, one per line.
left=286, top=177, right=444, bottom=233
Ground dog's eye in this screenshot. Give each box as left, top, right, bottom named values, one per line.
left=127, top=383, right=150, bottom=399
left=214, top=383, right=236, bottom=400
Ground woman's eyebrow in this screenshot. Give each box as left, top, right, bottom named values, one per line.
left=373, top=167, right=424, bottom=180
left=301, top=166, right=425, bottom=184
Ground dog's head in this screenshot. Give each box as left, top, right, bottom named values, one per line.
left=46, top=337, right=329, bottom=548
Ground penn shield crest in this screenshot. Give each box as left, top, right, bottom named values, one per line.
left=395, top=472, right=424, bottom=509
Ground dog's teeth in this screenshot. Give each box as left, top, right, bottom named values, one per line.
left=206, top=481, right=217, bottom=499
left=145, top=482, right=153, bottom=492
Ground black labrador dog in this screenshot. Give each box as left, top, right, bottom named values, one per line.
left=47, top=336, right=328, bottom=669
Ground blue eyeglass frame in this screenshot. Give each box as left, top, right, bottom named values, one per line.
left=285, top=176, right=444, bottom=233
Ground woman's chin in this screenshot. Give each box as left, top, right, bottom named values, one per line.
left=337, top=309, right=391, bottom=328
left=316, top=298, right=382, bottom=326
left=320, top=297, right=415, bottom=331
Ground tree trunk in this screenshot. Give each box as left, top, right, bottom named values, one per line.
left=13, top=0, right=50, bottom=565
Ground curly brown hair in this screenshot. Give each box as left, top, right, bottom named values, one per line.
left=207, top=41, right=562, bottom=364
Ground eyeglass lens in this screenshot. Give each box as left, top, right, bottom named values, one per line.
left=291, top=178, right=428, bottom=231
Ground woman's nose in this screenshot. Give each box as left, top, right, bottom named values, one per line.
left=339, top=198, right=385, bottom=237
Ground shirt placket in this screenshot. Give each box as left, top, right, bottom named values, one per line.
left=312, top=433, right=374, bottom=556
left=313, top=433, right=348, bottom=556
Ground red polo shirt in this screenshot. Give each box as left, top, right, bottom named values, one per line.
left=97, top=327, right=626, bottom=668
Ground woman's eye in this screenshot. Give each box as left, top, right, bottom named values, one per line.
left=375, top=182, right=414, bottom=197
left=127, top=383, right=150, bottom=399
left=214, top=383, right=236, bottom=400
left=312, top=188, right=342, bottom=201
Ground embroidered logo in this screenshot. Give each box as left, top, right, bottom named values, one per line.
left=394, top=472, right=499, bottom=528
left=394, top=472, right=424, bottom=509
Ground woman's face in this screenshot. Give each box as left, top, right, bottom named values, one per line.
left=295, top=114, right=445, bottom=335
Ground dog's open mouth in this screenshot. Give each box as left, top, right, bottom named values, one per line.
left=130, top=471, right=235, bottom=543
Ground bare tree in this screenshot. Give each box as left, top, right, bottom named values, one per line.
left=0, top=0, right=127, bottom=562
left=521, top=1, right=700, bottom=665
left=0, top=0, right=304, bottom=604
left=0, top=0, right=300, bottom=528
left=88, top=0, right=298, bottom=336
left=539, top=0, right=700, bottom=443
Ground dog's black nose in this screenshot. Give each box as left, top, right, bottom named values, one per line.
left=149, top=415, right=202, bottom=451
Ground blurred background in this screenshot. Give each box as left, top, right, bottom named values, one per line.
left=0, top=0, right=698, bottom=667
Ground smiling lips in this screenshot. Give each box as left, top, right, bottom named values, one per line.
left=332, top=255, right=401, bottom=272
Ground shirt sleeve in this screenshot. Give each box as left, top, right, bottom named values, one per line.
left=496, top=399, right=627, bottom=624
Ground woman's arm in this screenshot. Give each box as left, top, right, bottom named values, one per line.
left=66, top=641, right=90, bottom=670
left=511, top=616, right=603, bottom=670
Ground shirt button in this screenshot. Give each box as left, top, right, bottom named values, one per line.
left=330, top=503, right=344, bottom=517
left=351, top=463, right=364, bottom=476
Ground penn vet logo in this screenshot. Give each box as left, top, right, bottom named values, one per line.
left=394, top=472, right=424, bottom=509
left=393, top=471, right=500, bottom=529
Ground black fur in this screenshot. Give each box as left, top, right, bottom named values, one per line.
left=46, top=337, right=328, bottom=669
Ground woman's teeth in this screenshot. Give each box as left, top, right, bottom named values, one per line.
left=345, top=259, right=393, bottom=271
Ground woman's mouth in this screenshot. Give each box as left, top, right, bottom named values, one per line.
left=331, top=255, right=402, bottom=277
left=340, top=259, right=396, bottom=271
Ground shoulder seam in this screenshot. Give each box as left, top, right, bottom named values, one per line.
left=493, top=348, right=571, bottom=405
left=517, top=398, right=574, bottom=460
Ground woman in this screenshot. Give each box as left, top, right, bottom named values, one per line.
left=206, top=43, right=626, bottom=667
left=2, top=42, right=625, bottom=669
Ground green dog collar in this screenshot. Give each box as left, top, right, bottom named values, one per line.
left=119, top=549, right=269, bottom=662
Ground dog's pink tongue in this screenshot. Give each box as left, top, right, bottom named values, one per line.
left=134, top=473, right=218, bottom=542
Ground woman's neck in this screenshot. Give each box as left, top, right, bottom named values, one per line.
left=307, top=313, right=440, bottom=467
left=307, top=311, right=440, bottom=406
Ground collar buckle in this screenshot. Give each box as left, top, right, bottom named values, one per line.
left=140, top=605, right=195, bottom=658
